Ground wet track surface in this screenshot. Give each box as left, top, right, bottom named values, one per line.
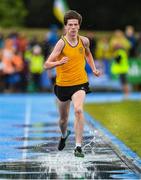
left=0, top=94, right=141, bottom=179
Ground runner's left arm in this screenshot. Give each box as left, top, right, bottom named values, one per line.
left=81, top=36, right=101, bottom=77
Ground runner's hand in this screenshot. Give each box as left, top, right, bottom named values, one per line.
left=93, top=69, right=102, bottom=77
left=59, top=57, right=68, bottom=65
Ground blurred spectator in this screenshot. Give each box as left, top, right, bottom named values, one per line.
left=7, top=31, right=19, bottom=51
left=95, top=36, right=112, bottom=61
left=27, top=45, right=44, bottom=92
left=43, top=24, right=59, bottom=59
left=10, top=49, right=24, bottom=92
left=1, top=38, right=15, bottom=92
left=111, top=48, right=130, bottom=97
left=18, top=33, right=28, bottom=56
left=109, top=30, right=131, bottom=54
left=29, top=36, right=39, bottom=48
left=1, top=38, right=24, bottom=92
left=125, top=25, right=137, bottom=57
left=47, top=25, right=59, bottom=46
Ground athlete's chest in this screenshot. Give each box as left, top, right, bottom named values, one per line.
left=62, top=44, right=85, bottom=59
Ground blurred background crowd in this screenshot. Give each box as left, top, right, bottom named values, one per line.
left=0, top=0, right=141, bottom=95
left=0, top=24, right=141, bottom=95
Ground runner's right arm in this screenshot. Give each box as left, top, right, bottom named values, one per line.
left=44, top=39, right=68, bottom=70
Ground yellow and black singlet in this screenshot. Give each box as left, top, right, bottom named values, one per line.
left=56, top=36, right=88, bottom=86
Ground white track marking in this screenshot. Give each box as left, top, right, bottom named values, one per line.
left=22, top=99, right=31, bottom=160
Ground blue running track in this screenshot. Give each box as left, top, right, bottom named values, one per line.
left=0, top=93, right=141, bottom=179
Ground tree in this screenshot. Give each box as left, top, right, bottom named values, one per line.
left=0, top=0, right=27, bottom=27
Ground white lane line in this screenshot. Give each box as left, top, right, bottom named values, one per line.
left=22, top=99, right=31, bottom=160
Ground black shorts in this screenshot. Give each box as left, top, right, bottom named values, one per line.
left=54, top=82, right=91, bottom=101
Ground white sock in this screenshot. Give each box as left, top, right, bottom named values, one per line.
left=75, top=143, right=81, bottom=148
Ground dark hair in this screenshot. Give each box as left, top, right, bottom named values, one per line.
left=64, top=10, right=82, bottom=25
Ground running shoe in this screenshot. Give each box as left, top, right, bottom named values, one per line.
left=74, top=146, right=84, bottom=158
left=58, top=130, right=71, bottom=151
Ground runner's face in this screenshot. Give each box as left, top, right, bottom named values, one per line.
left=65, top=19, right=80, bottom=37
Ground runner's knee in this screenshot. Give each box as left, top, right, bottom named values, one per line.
left=74, top=107, right=83, bottom=118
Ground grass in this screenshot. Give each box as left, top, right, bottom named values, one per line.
left=84, top=100, right=141, bottom=157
